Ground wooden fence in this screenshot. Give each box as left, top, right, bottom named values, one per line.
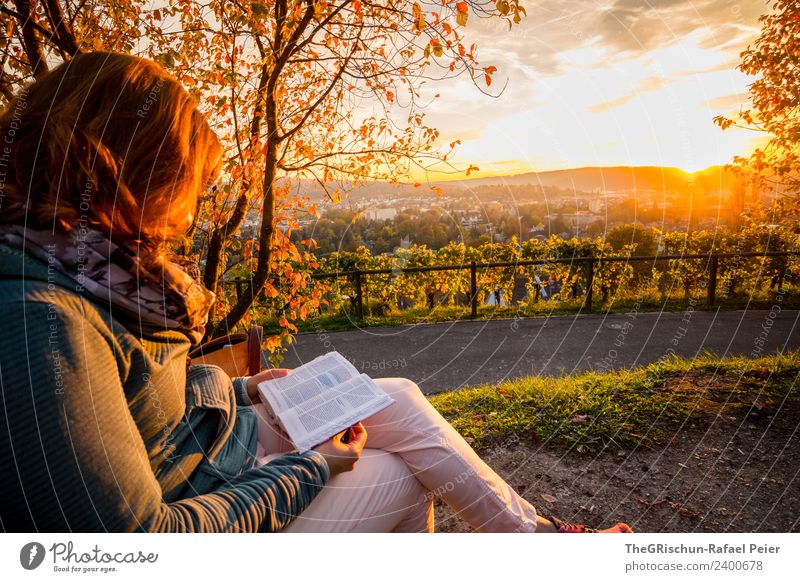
left=224, top=251, right=800, bottom=320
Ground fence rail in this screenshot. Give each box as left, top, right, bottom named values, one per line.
left=223, top=250, right=800, bottom=320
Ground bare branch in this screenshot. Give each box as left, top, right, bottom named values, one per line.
left=277, top=26, right=361, bottom=142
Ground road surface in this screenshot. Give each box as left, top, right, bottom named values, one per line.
left=279, top=309, right=800, bottom=394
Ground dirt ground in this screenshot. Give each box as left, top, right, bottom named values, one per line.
left=434, top=404, right=800, bottom=532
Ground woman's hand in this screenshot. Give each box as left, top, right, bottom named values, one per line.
left=245, top=368, right=292, bottom=404
left=312, top=423, right=367, bottom=477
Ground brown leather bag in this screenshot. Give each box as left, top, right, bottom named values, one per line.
left=187, top=325, right=264, bottom=378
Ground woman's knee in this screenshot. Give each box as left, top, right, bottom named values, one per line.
left=312, top=449, right=429, bottom=532
left=375, top=377, right=425, bottom=401
left=364, top=377, right=444, bottom=445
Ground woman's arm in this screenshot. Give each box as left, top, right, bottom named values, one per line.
left=230, top=369, right=288, bottom=407
left=0, top=300, right=329, bottom=532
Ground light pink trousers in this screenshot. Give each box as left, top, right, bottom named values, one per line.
left=253, top=377, right=539, bottom=533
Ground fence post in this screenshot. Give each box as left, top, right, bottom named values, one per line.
left=353, top=268, right=364, bottom=320
left=470, top=261, right=478, bottom=318
left=707, top=255, right=718, bottom=306
left=585, top=259, right=594, bottom=311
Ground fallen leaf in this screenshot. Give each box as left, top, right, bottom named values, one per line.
left=541, top=493, right=557, bottom=503
left=571, top=414, right=589, bottom=424
left=636, top=497, right=670, bottom=507
left=676, top=506, right=702, bottom=518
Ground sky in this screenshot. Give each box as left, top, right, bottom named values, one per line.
left=421, top=0, right=769, bottom=179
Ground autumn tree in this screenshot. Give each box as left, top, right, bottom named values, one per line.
left=0, top=0, right=527, bottom=349
left=714, top=0, right=800, bottom=227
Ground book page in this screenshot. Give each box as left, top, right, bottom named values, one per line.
left=279, top=373, right=395, bottom=452
left=257, top=352, right=360, bottom=415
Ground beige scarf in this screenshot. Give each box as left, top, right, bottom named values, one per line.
left=0, top=224, right=215, bottom=347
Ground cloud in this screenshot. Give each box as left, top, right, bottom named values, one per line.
left=587, top=94, right=635, bottom=114
left=462, top=1, right=762, bottom=80
left=587, top=0, right=763, bottom=56
left=701, top=91, right=750, bottom=112
left=586, top=76, right=667, bottom=113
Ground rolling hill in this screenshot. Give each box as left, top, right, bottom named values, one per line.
left=436, top=165, right=739, bottom=193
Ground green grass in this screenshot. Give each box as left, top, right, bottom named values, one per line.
left=260, top=288, right=800, bottom=334
left=269, top=303, right=587, bottom=333
left=428, top=351, right=800, bottom=453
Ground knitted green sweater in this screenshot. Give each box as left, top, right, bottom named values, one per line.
left=0, top=242, right=329, bottom=532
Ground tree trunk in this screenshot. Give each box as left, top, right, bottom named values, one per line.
left=202, top=191, right=251, bottom=322
left=42, top=0, right=80, bottom=56
left=201, top=58, right=269, bottom=325
left=205, top=125, right=278, bottom=339
left=14, top=0, right=48, bottom=76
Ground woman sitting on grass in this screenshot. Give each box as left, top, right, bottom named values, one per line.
left=0, top=52, right=632, bottom=533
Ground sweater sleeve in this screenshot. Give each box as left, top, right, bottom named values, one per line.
left=0, top=300, right=329, bottom=532
left=231, top=375, right=254, bottom=407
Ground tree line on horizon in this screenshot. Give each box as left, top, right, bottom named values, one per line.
left=287, top=193, right=752, bottom=256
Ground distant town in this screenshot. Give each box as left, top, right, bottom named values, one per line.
left=226, top=165, right=776, bottom=256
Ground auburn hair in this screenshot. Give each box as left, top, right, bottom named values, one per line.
left=0, top=51, right=222, bottom=268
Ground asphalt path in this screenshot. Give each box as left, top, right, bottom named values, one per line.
left=280, top=309, right=800, bottom=394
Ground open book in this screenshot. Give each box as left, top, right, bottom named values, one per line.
left=256, top=352, right=395, bottom=452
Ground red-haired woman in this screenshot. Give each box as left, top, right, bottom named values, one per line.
left=0, top=52, right=631, bottom=533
